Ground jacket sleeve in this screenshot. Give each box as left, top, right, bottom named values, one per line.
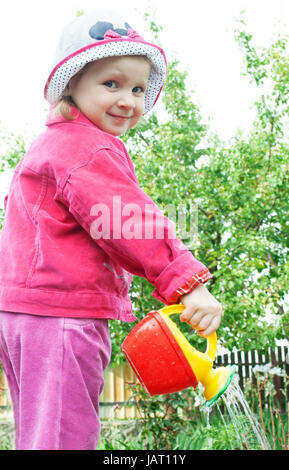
left=59, top=148, right=212, bottom=304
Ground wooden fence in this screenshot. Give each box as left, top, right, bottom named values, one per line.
left=214, top=345, right=289, bottom=412
left=1, top=345, right=288, bottom=420
left=0, top=371, right=12, bottom=420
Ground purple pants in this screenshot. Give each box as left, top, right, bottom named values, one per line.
left=0, top=311, right=111, bottom=450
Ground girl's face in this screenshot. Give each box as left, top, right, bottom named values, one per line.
left=69, top=56, right=151, bottom=136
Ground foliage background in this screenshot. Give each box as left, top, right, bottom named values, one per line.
left=0, top=18, right=288, bottom=365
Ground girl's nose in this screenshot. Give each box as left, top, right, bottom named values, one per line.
left=117, top=92, right=136, bottom=109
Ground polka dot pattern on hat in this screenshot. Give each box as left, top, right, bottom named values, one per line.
left=45, top=40, right=167, bottom=114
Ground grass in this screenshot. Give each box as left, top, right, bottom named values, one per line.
left=1, top=405, right=288, bottom=450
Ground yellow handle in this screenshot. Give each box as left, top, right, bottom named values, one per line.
left=158, top=305, right=217, bottom=361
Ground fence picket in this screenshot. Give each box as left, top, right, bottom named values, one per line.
left=237, top=351, right=244, bottom=390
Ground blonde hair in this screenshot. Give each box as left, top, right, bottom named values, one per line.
left=54, top=55, right=152, bottom=121
left=53, top=63, right=92, bottom=120
left=54, top=96, right=76, bottom=121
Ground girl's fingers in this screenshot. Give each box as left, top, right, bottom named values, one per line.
left=195, top=315, right=211, bottom=331
left=198, top=315, right=221, bottom=337
left=180, top=307, right=198, bottom=323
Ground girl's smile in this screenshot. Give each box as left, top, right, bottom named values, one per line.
left=68, top=56, right=152, bottom=136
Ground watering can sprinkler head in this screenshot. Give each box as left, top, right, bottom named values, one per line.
left=202, top=364, right=237, bottom=407
left=122, top=305, right=236, bottom=405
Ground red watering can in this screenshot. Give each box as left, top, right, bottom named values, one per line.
left=122, top=305, right=236, bottom=406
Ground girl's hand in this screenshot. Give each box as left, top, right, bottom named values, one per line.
left=180, top=283, right=222, bottom=337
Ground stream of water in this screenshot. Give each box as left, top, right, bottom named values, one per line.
left=203, top=374, right=270, bottom=450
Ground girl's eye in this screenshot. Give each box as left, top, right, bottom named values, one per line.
left=132, top=86, right=143, bottom=94
left=104, top=81, right=117, bottom=88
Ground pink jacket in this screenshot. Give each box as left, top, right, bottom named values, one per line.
left=0, top=108, right=212, bottom=322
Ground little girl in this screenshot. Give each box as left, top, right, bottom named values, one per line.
left=0, top=10, right=222, bottom=450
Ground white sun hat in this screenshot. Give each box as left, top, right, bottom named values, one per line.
left=44, top=9, right=167, bottom=114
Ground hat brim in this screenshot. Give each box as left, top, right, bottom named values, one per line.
left=44, top=38, right=167, bottom=114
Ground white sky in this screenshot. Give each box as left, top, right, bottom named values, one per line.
left=1, top=0, right=289, bottom=198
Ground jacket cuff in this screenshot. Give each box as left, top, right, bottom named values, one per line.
left=169, top=268, right=213, bottom=304
left=152, top=266, right=213, bottom=305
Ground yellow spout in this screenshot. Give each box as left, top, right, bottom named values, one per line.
left=201, top=366, right=231, bottom=401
